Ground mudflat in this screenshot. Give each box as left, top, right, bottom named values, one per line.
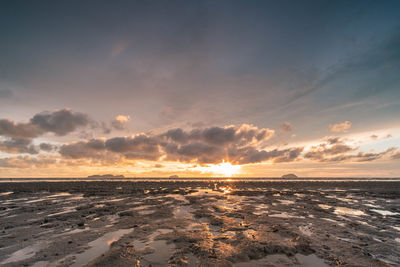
left=0, top=181, right=399, bottom=266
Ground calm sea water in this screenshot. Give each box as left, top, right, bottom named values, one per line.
left=1, top=177, right=400, bottom=182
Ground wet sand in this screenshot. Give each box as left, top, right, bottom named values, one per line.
left=0, top=181, right=399, bottom=267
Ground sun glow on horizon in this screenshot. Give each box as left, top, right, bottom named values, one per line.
left=195, top=161, right=241, bottom=177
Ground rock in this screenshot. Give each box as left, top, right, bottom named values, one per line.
left=281, top=174, right=298, bottom=178
left=87, top=174, right=125, bottom=178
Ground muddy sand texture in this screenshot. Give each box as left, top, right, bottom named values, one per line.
left=0, top=181, right=399, bottom=267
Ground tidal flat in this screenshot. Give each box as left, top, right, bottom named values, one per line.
left=0, top=181, right=399, bottom=267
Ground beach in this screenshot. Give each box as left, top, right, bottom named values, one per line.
left=0, top=180, right=399, bottom=266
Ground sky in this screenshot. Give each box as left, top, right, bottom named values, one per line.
left=0, top=0, right=400, bottom=177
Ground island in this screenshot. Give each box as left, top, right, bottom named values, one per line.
left=87, top=174, right=125, bottom=178
left=281, top=173, right=298, bottom=178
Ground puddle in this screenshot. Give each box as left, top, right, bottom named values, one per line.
left=296, top=253, right=330, bottom=267
left=142, top=240, right=175, bottom=266
left=278, top=199, right=295, bottom=205
left=334, top=207, right=365, bottom=216
left=133, top=229, right=175, bottom=266
left=131, top=205, right=152, bottom=211
left=269, top=212, right=305, bottom=219
left=31, top=260, right=49, bottom=267
left=138, top=210, right=155, bottom=215
left=25, top=198, right=47, bottom=203
left=108, top=198, right=126, bottom=202
left=234, top=254, right=295, bottom=266
left=253, top=210, right=268, bottom=215
left=165, top=194, right=189, bottom=204
left=173, top=205, right=194, bottom=219
left=364, top=203, right=381, bottom=208
left=68, top=195, right=84, bottom=200
left=69, top=229, right=132, bottom=267
left=299, top=224, right=313, bottom=236
left=370, top=209, right=400, bottom=216
left=0, top=241, right=48, bottom=264
left=58, top=227, right=91, bottom=236
left=48, top=192, right=72, bottom=198
left=48, top=206, right=76, bottom=216
left=318, top=204, right=332, bottom=210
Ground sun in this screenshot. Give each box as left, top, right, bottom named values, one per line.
left=200, top=161, right=241, bottom=177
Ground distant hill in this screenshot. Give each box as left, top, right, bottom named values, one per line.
left=281, top=174, right=298, bottom=178
left=169, top=175, right=179, bottom=178
left=87, top=174, right=125, bottom=178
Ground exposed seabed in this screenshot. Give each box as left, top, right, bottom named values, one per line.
left=0, top=180, right=399, bottom=266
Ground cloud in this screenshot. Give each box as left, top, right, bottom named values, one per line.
left=322, top=147, right=397, bottom=162
left=163, top=124, right=274, bottom=146
left=329, top=121, right=352, bottom=133
left=0, top=119, right=42, bottom=139
left=0, top=109, right=91, bottom=141
left=105, top=135, right=160, bottom=161
left=153, top=163, right=163, bottom=168
left=227, top=146, right=304, bottom=164
left=39, top=143, right=56, bottom=152
left=59, top=138, right=106, bottom=159
left=111, top=115, right=130, bottom=130
left=30, top=109, right=89, bottom=136
left=305, top=137, right=397, bottom=162
left=305, top=137, right=358, bottom=161
left=279, top=122, right=292, bottom=132
left=370, top=134, right=378, bottom=140
left=60, top=134, right=161, bottom=161
left=0, top=138, right=38, bottom=154
left=58, top=124, right=298, bottom=164
left=391, top=152, right=400, bottom=160
left=0, top=156, right=56, bottom=168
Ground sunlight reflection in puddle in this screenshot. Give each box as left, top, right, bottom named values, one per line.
left=70, top=229, right=132, bottom=267
left=0, top=241, right=48, bottom=264
left=334, top=207, right=365, bottom=216
left=371, top=209, right=400, bottom=216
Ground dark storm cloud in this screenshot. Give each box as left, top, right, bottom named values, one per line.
left=30, top=109, right=89, bottom=136
left=0, top=138, right=38, bottom=154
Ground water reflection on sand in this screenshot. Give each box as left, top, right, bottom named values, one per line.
left=0, top=181, right=399, bottom=266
